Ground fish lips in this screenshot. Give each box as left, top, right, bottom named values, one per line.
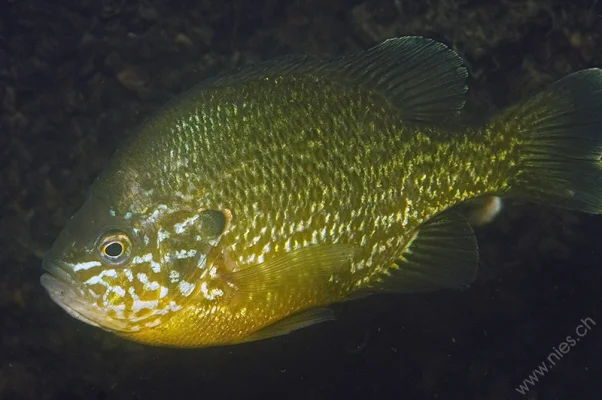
left=40, top=260, right=129, bottom=332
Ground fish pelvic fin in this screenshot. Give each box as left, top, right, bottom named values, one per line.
left=236, top=308, right=335, bottom=344
left=495, top=69, right=602, bottom=214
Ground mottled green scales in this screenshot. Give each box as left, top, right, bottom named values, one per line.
left=41, top=37, right=602, bottom=347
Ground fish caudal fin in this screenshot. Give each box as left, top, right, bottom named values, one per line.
left=502, top=69, right=602, bottom=213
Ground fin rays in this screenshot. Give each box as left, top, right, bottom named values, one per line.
left=201, top=36, right=468, bottom=124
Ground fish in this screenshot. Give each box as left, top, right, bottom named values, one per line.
left=41, top=36, right=602, bottom=348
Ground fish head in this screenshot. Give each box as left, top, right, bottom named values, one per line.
left=40, top=188, right=225, bottom=335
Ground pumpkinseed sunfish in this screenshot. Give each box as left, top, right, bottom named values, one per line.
left=41, top=37, right=602, bottom=347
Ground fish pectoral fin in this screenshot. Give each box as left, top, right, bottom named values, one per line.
left=230, top=244, right=360, bottom=294
left=372, top=210, right=479, bottom=293
left=238, top=308, right=335, bottom=343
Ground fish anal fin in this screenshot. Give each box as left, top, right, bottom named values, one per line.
left=372, top=211, right=479, bottom=293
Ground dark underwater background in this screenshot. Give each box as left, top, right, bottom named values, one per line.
left=1, top=0, right=602, bottom=399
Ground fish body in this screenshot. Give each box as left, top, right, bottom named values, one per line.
left=41, top=37, right=602, bottom=347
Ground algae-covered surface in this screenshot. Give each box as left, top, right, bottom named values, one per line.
left=1, top=0, right=601, bottom=399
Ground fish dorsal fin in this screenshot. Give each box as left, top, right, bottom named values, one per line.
left=372, top=210, right=479, bottom=293
left=200, top=37, right=468, bottom=123
left=331, top=37, right=468, bottom=122
left=237, top=308, right=335, bottom=343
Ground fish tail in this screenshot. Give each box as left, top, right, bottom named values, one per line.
left=496, top=68, right=602, bottom=213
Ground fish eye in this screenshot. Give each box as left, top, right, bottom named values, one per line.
left=98, top=231, right=132, bottom=265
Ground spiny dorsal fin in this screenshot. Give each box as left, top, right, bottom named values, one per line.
left=200, top=37, right=468, bottom=123
left=371, top=210, right=479, bottom=293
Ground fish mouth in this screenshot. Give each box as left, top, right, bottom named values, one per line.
left=40, top=260, right=130, bottom=332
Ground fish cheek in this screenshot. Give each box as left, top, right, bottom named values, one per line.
left=159, top=244, right=235, bottom=306
left=85, top=282, right=108, bottom=300
left=153, top=208, right=234, bottom=304
left=165, top=254, right=207, bottom=294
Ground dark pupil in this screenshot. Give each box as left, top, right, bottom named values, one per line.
left=105, top=242, right=123, bottom=257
